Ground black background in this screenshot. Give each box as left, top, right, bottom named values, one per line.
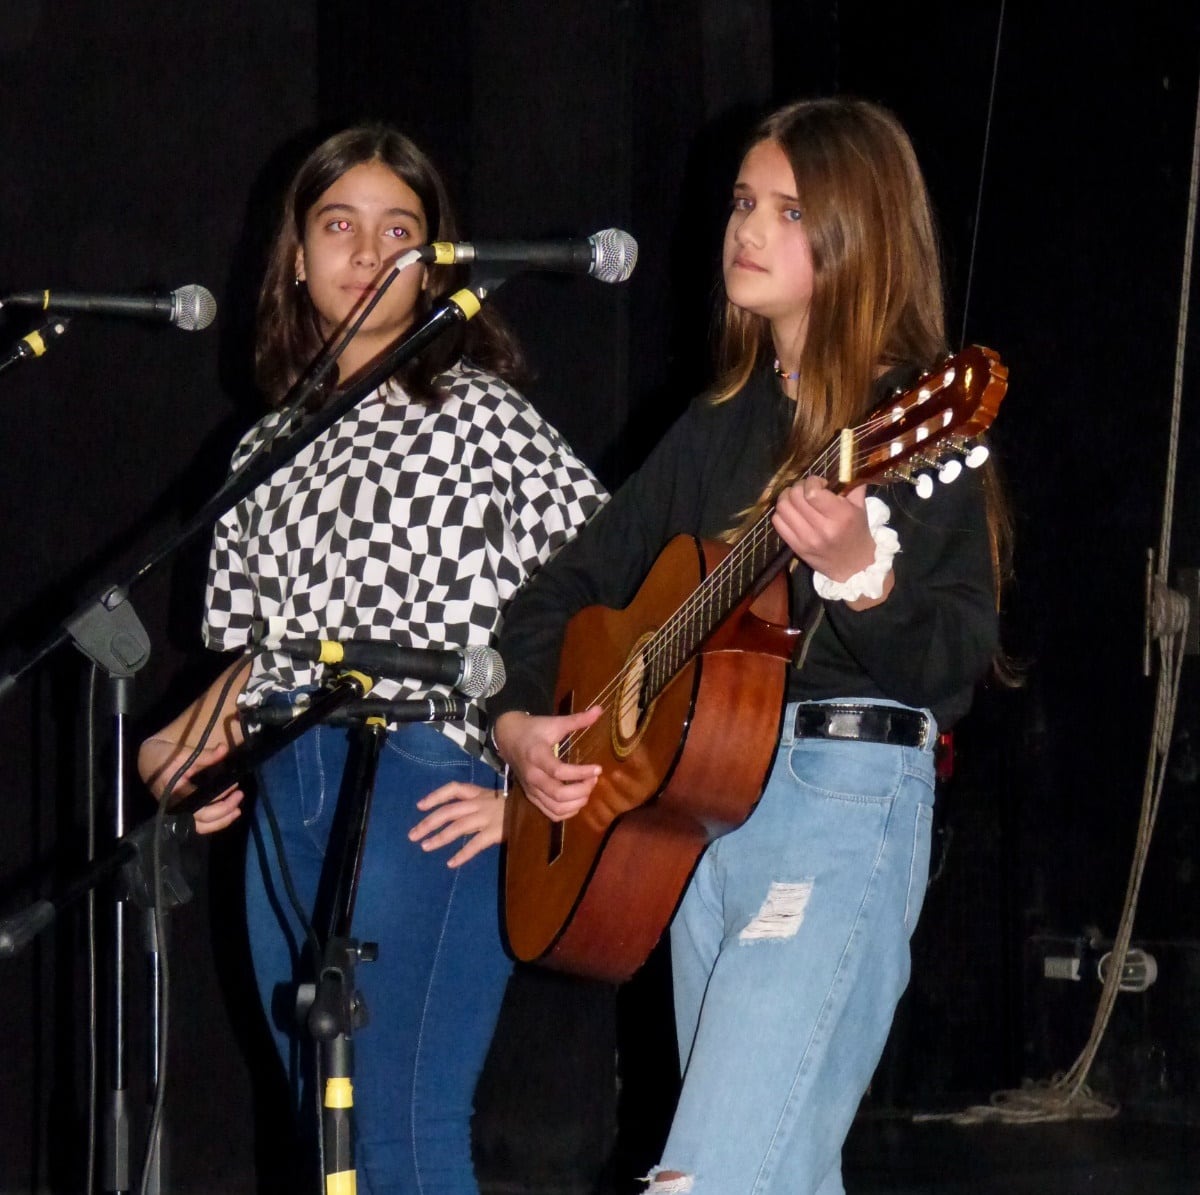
left=2, top=3, right=1199, bottom=1191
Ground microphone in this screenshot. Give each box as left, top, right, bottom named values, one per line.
left=0, top=315, right=70, bottom=377
left=0, top=284, right=217, bottom=330
left=419, top=228, right=637, bottom=283
left=253, top=624, right=506, bottom=700
left=245, top=694, right=468, bottom=728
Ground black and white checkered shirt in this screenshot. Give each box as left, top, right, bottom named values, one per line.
left=203, top=360, right=606, bottom=765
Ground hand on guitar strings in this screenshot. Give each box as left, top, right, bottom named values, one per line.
left=772, top=480, right=894, bottom=608
left=409, top=781, right=507, bottom=868
left=492, top=707, right=604, bottom=822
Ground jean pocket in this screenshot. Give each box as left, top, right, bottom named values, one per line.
left=786, top=738, right=907, bottom=804
left=288, top=729, right=331, bottom=830
left=382, top=722, right=475, bottom=773
left=904, top=802, right=934, bottom=935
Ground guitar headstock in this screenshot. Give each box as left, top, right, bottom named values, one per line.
left=834, top=344, right=1007, bottom=496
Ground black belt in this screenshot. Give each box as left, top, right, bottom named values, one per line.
left=793, top=702, right=931, bottom=750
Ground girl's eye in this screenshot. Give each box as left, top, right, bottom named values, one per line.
left=327, top=218, right=352, bottom=232
left=732, top=195, right=753, bottom=212
left=783, top=207, right=803, bottom=223
left=383, top=225, right=411, bottom=239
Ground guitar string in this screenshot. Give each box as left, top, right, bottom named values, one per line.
left=555, top=397, right=963, bottom=765
left=558, top=412, right=954, bottom=766
left=553, top=365, right=989, bottom=765
left=557, top=511, right=781, bottom=765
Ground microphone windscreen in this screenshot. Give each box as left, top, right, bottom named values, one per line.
left=590, top=229, right=638, bottom=283
left=173, top=284, right=217, bottom=331
left=459, top=645, right=506, bottom=699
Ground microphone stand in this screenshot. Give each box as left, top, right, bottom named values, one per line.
left=0, top=280, right=486, bottom=701
left=0, top=259, right=495, bottom=1195
left=239, top=692, right=474, bottom=1195
left=0, top=673, right=374, bottom=959
left=294, top=714, right=386, bottom=1195
left=0, top=314, right=72, bottom=377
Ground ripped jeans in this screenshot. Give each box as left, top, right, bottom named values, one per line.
left=650, top=699, right=937, bottom=1195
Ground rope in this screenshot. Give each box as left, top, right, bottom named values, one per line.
left=917, top=45, right=1200, bottom=1130
left=959, top=0, right=1006, bottom=348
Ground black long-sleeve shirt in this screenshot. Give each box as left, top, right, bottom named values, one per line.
left=492, top=366, right=998, bottom=731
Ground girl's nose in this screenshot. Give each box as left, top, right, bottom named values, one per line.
left=734, top=209, right=765, bottom=248
left=352, top=234, right=380, bottom=269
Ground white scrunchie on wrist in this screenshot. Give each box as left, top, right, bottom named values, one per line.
left=812, top=496, right=899, bottom=602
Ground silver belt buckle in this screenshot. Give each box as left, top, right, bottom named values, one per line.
left=826, top=710, right=860, bottom=740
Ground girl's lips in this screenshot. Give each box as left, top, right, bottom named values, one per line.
left=731, top=255, right=767, bottom=272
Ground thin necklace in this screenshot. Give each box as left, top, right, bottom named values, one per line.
left=773, top=358, right=800, bottom=382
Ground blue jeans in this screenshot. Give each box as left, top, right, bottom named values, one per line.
left=652, top=700, right=937, bottom=1195
left=245, top=718, right=512, bottom=1194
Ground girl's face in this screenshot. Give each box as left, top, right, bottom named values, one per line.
left=295, top=159, right=429, bottom=363
left=723, top=138, right=815, bottom=364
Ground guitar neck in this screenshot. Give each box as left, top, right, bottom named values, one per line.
left=632, top=344, right=1008, bottom=709
left=641, top=510, right=788, bottom=703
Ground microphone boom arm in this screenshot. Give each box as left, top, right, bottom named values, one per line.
left=0, top=285, right=486, bottom=702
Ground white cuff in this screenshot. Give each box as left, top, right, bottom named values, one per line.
left=812, top=496, right=899, bottom=602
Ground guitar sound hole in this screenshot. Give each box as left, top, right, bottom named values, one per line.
left=615, top=645, right=650, bottom=749
left=546, top=690, right=573, bottom=866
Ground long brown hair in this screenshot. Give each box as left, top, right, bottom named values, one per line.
left=255, top=124, right=524, bottom=406
left=715, top=97, right=1012, bottom=608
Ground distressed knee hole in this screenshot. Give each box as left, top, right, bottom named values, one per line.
left=739, top=879, right=814, bottom=941
left=642, top=1168, right=694, bottom=1192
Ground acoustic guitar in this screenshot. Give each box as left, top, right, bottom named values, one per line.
left=503, top=345, right=1008, bottom=982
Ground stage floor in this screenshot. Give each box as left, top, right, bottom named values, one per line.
left=844, top=1115, right=1199, bottom=1194
left=481, top=1114, right=1200, bottom=1194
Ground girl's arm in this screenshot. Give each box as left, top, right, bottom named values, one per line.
left=137, top=656, right=250, bottom=833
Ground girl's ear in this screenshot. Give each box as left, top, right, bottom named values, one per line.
left=294, top=246, right=306, bottom=283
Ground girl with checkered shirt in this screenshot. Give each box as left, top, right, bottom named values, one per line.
left=138, top=125, right=605, bottom=1194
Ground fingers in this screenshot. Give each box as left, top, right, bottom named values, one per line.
left=143, top=737, right=233, bottom=796
left=415, top=780, right=497, bottom=812
left=524, top=779, right=597, bottom=822
left=191, top=787, right=245, bottom=835
left=496, top=707, right=604, bottom=822
left=408, top=782, right=505, bottom=868
left=773, top=478, right=874, bottom=578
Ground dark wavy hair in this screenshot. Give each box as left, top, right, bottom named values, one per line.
left=255, top=124, right=525, bottom=406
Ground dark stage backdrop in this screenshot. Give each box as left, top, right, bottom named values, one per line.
left=2, top=3, right=1199, bottom=1193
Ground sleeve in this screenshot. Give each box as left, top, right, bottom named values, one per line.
left=820, top=467, right=999, bottom=712
left=495, top=401, right=608, bottom=575
left=201, top=505, right=259, bottom=651
left=199, top=422, right=272, bottom=652
left=491, top=398, right=712, bottom=720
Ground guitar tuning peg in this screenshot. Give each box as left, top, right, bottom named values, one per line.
left=914, top=472, right=935, bottom=500
left=965, top=444, right=990, bottom=469
left=938, top=459, right=963, bottom=484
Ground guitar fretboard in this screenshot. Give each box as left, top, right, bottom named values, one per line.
left=641, top=511, right=787, bottom=703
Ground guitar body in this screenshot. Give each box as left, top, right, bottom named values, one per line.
left=502, top=344, right=1009, bottom=983
left=503, top=534, right=795, bottom=982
